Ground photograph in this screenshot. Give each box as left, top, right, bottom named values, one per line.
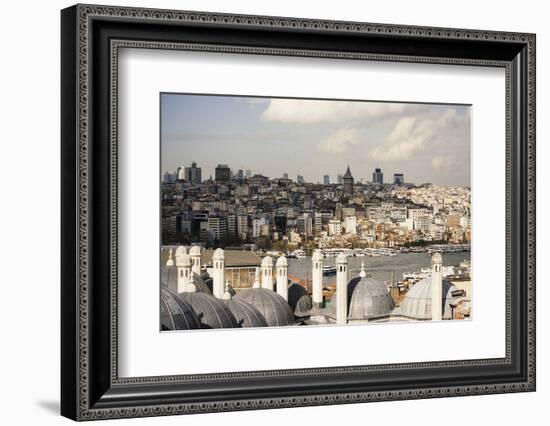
left=159, top=94, right=473, bottom=330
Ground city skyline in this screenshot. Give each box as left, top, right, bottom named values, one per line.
left=161, top=94, right=471, bottom=186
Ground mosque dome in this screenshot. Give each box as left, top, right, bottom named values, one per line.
left=160, top=286, right=201, bottom=331
left=399, top=277, right=458, bottom=320
left=276, top=255, right=287, bottom=267
left=330, top=276, right=395, bottom=320
left=288, top=282, right=313, bottom=317
left=234, top=288, right=295, bottom=327
left=312, top=250, right=324, bottom=261
left=224, top=299, right=268, bottom=328
left=261, top=256, right=273, bottom=267
left=160, top=266, right=211, bottom=294
left=181, top=292, right=238, bottom=329
left=189, top=245, right=201, bottom=256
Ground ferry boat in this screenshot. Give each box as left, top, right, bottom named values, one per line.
left=322, top=265, right=337, bottom=275
left=293, top=249, right=307, bottom=259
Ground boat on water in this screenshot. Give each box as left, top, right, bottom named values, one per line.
left=322, top=265, right=337, bottom=275
left=293, top=249, right=307, bottom=259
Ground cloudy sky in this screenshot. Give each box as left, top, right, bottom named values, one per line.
left=161, top=94, right=471, bottom=186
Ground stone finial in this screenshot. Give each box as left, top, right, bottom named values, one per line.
left=222, top=281, right=232, bottom=300
left=166, top=248, right=175, bottom=266
left=359, top=261, right=367, bottom=278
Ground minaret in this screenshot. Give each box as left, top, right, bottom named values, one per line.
left=175, top=247, right=194, bottom=293
left=336, top=253, right=348, bottom=325
left=276, top=255, right=288, bottom=301
left=166, top=248, right=175, bottom=266
left=431, top=252, right=443, bottom=321
left=189, top=245, right=201, bottom=275
left=260, top=256, right=274, bottom=290
left=312, top=249, right=324, bottom=309
left=212, top=248, right=225, bottom=299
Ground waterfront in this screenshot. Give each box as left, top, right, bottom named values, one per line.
left=287, top=251, right=471, bottom=284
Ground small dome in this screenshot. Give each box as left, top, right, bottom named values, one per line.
left=398, top=277, right=458, bottom=320
left=336, top=253, right=348, bottom=264
left=330, top=276, right=394, bottom=320
left=261, top=256, right=273, bottom=267
left=176, top=252, right=191, bottom=267
left=181, top=292, right=238, bottom=329
left=224, top=299, right=268, bottom=328
left=175, top=246, right=187, bottom=257
left=288, top=282, right=312, bottom=316
left=212, top=248, right=225, bottom=260
left=276, top=255, right=287, bottom=267
left=160, top=266, right=211, bottom=294
left=432, top=252, right=443, bottom=263
left=312, top=249, right=324, bottom=261
left=189, top=245, right=202, bottom=256
left=160, top=286, right=201, bottom=331
left=234, top=288, right=295, bottom=327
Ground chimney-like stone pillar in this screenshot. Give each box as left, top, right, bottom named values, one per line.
left=431, top=253, right=443, bottom=321
left=260, top=256, right=273, bottom=290
left=312, top=249, right=324, bottom=309
left=190, top=245, right=202, bottom=275
left=276, top=255, right=288, bottom=301
left=336, top=253, right=348, bottom=325
left=212, top=248, right=225, bottom=299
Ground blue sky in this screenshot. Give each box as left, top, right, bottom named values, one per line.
left=161, top=93, right=471, bottom=186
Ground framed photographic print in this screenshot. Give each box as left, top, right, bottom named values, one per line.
left=61, top=4, right=536, bottom=421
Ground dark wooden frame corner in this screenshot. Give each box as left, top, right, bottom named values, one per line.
left=61, top=3, right=536, bottom=421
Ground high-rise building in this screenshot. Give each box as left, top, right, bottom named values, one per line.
left=372, top=168, right=384, bottom=184
left=297, top=175, right=305, bottom=184
left=296, top=213, right=313, bottom=236
left=184, top=162, right=202, bottom=184
left=314, top=212, right=323, bottom=235
left=236, top=169, right=244, bottom=181
left=343, top=166, right=354, bottom=194
left=337, top=174, right=343, bottom=184
left=163, top=171, right=177, bottom=183
left=176, top=166, right=185, bottom=180
left=393, top=173, right=404, bottom=185
left=283, top=173, right=289, bottom=180
left=323, top=175, right=330, bottom=185
left=215, top=164, right=231, bottom=182
left=245, top=169, right=252, bottom=179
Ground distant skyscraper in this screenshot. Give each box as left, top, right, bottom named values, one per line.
left=236, top=169, right=244, bottom=181
left=163, top=171, right=177, bottom=183
left=297, top=175, right=305, bottom=184
left=343, top=166, right=354, bottom=194
left=283, top=173, right=289, bottom=180
left=337, top=174, right=343, bottom=184
left=215, top=164, right=231, bottom=182
left=176, top=166, right=185, bottom=180
left=372, top=168, right=384, bottom=184
left=394, top=173, right=404, bottom=185
left=245, top=169, right=252, bottom=179
left=184, top=162, right=202, bottom=184
left=323, top=175, right=330, bottom=185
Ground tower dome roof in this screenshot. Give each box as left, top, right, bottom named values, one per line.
left=161, top=266, right=211, bottom=294
left=312, top=249, right=324, bottom=261
left=398, top=277, right=458, bottom=320
left=176, top=252, right=191, bottom=267
left=336, top=253, right=348, bottom=264
left=212, top=248, right=225, bottom=260
left=224, top=299, right=268, bottom=328
left=261, top=256, right=273, bottom=267
left=276, top=255, right=287, bottom=267
left=288, top=282, right=313, bottom=317
left=330, top=276, right=395, bottom=320
left=180, top=292, right=238, bottom=329
left=432, top=252, right=443, bottom=263
left=234, top=288, right=295, bottom=327
left=189, top=245, right=202, bottom=256
left=160, top=286, right=201, bottom=331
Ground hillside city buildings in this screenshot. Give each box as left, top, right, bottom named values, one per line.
left=161, top=162, right=471, bottom=252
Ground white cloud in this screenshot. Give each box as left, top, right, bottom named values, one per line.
left=318, top=127, right=361, bottom=154
left=370, top=108, right=463, bottom=161
left=431, top=155, right=455, bottom=170
left=261, top=99, right=408, bottom=124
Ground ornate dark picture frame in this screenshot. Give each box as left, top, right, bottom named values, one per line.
left=61, top=4, right=536, bottom=421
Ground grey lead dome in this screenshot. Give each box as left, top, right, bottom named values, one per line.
left=181, top=292, right=239, bottom=329
left=224, top=299, right=268, bottom=328
left=234, top=288, right=295, bottom=327
left=399, top=277, right=458, bottom=320
left=160, top=286, right=201, bottom=331
left=330, top=276, right=395, bottom=320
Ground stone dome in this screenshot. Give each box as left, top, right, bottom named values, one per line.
left=189, top=245, right=202, bottom=256
left=212, top=248, right=225, bottom=260
left=330, top=276, right=395, bottom=320
left=234, top=288, right=295, bottom=327
left=276, top=255, right=287, bottom=267
left=160, top=286, right=201, bottom=331
left=399, top=277, right=458, bottom=320
left=181, top=292, right=238, bottom=329
left=176, top=252, right=191, bottom=267
left=261, top=256, right=273, bottom=267
left=224, top=299, right=268, bottom=328
left=336, top=253, right=348, bottom=264
left=312, top=249, right=324, bottom=261
left=288, top=282, right=313, bottom=317
left=160, top=266, right=211, bottom=294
